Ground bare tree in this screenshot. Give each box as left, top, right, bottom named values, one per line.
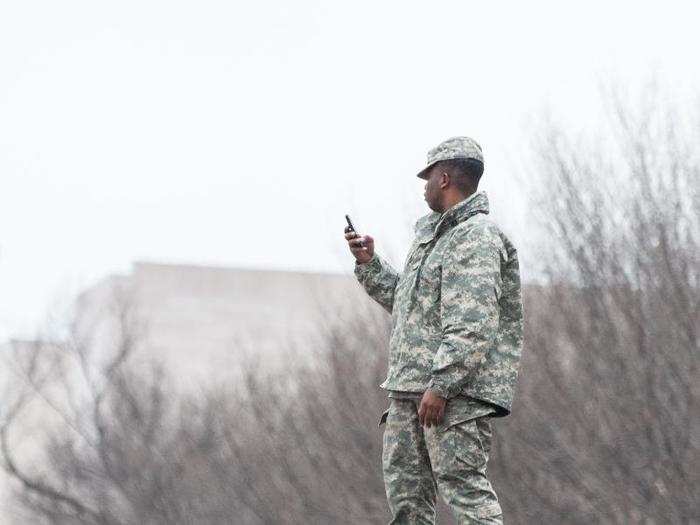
left=490, top=81, right=699, bottom=524
left=1, top=279, right=397, bottom=524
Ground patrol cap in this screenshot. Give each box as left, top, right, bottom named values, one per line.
left=416, top=136, right=484, bottom=179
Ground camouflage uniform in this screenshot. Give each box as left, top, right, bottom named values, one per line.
left=354, top=137, right=524, bottom=524
left=380, top=397, right=501, bottom=524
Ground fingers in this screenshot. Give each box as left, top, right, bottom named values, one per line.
left=345, top=231, right=363, bottom=248
left=344, top=227, right=373, bottom=242
left=425, top=407, right=437, bottom=428
left=418, top=402, right=436, bottom=427
left=344, top=227, right=374, bottom=263
left=430, top=407, right=443, bottom=427
left=344, top=229, right=374, bottom=249
left=418, top=402, right=444, bottom=428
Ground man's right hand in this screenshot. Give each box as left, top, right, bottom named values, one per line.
left=344, top=226, right=374, bottom=264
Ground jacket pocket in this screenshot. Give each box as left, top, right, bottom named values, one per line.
left=438, top=413, right=476, bottom=434
left=438, top=396, right=495, bottom=433
left=405, top=232, right=436, bottom=271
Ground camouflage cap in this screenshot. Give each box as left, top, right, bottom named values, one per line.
left=416, top=136, right=484, bottom=179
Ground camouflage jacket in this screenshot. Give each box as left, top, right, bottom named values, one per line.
left=354, top=191, right=523, bottom=416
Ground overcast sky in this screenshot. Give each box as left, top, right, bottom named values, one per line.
left=2, top=0, right=699, bottom=340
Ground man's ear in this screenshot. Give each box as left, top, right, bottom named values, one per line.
left=439, top=171, right=450, bottom=190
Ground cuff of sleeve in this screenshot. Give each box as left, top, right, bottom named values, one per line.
left=354, top=253, right=381, bottom=278
left=427, top=376, right=459, bottom=400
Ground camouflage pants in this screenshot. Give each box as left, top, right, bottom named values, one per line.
left=379, top=398, right=503, bottom=524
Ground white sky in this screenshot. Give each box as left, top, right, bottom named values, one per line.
left=2, top=0, right=699, bottom=340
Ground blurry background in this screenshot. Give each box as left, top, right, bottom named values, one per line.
left=1, top=1, right=698, bottom=523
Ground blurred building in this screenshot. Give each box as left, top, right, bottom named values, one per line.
left=72, top=261, right=370, bottom=387
left=0, top=261, right=373, bottom=518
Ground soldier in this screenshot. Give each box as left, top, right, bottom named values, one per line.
left=344, top=137, right=523, bottom=524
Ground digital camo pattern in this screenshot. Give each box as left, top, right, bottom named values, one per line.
left=385, top=390, right=494, bottom=422
left=380, top=397, right=503, bottom=524
left=355, top=191, right=524, bottom=416
left=378, top=394, right=496, bottom=425
left=417, top=136, right=484, bottom=179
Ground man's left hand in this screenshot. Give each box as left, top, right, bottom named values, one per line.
left=418, top=389, right=446, bottom=428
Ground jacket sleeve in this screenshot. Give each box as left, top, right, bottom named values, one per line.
left=427, top=225, right=503, bottom=399
left=354, top=253, right=401, bottom=314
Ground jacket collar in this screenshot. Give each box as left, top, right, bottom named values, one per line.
left=413, top=191, right=490, bottom=241
left=436, top=191, right=489, bottom=233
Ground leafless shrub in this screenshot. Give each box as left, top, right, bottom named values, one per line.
left=1, top=282, right=397, bottom=524
left=490, top=82, right=699, bottom=523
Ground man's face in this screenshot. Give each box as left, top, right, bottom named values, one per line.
left=423, top=166, right=445, bottom=213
